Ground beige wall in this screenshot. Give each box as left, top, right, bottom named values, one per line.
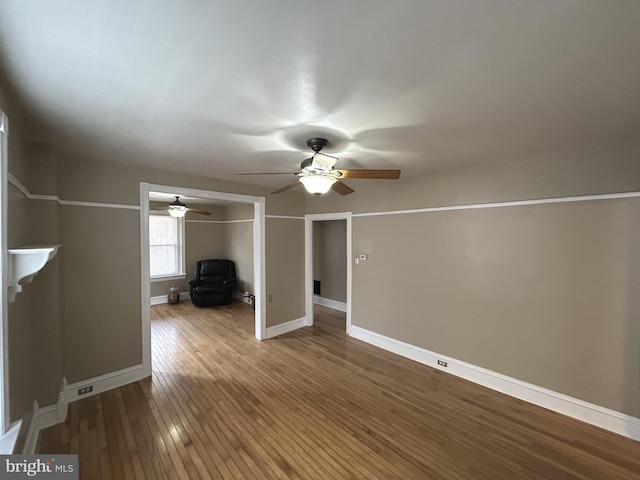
left=265, top=218, right=305, bottom=327
left=53, top=154, right=305, bottom=383
left=306, top=137, right=640, bottom=418
left=223, top=221, right=254, bottom=294
left=223, top=202, right=254, bottom=220
left=5, top=133, right=63, bottom=421
left=7, top=183, right=37, bottom=421
left=305, top=138, right=640, bottom=215
left=60, top=206, right=141, bottom=382
left=56, top=154, right=305, bottom=215
left=185, top=221, right=227, bottom=284
left=353, top=200, right=640, bottom=416
left=313, top=220, right=347, bottom=303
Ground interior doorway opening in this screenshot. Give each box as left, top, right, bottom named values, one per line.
left=140, top=183, right=266, bottom=378
left=305, top=212, right=352, bottom=334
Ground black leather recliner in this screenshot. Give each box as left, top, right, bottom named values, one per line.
left=189, top=259, right=237, bottom=307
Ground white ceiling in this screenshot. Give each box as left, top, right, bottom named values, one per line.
left=1, top=1, right=639, bottom=189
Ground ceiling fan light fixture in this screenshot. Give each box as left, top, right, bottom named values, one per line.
left=168, top=205, right=187, bottom=217
left=311, top=152, right=337, bottom=171
left=299, top=174, right=337, bottom=194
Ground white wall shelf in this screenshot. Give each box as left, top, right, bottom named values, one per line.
left=7, top=245, right=60, bottom=302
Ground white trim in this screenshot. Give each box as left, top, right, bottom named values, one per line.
left=58, top=199, right=139, bottom=210
left=22, top=401, right=39, bottom=454
left=313, top=295, right=347, bottom=312
left=177, top=216, right=185, bottom=278
left=141, top=183, right=267, bottom=354
left=150, top=274, right=187, bottom=283
left=265, top=215, right=304, bottom=220
left=254, top=198, right=266, bottom=340
left=7, top=173, right=31, bottom=198
left=265, top=317, right=306, bottom=339
left=0, top=421, right=20, bottom=454
left=59, top=365, right=147, bottom=413
left=150, top=291, right=189, bottom=305
left=0, top=111, right=8, bottom=434
left=352, top=191, right=640, bottom=218
left=8, top=173, right=139, bottom=210
left=233, top=290, right=254, bottom=305
left=151, top=184, right=263, bottom=205
left=187, top=219, right=253, bottom=224
left=20, top=403, right=58, bottom=454
left=22, top=367, right=146, bottom=453
left=350, top=325, right=640, bottom=442
left=304, top=217, right=313, bottom=327
left=35, top=404, right=58, bottom=432
left=305, top=213, right=352, bottom=334
left=140, top=184, right=152, bottom=377
left=345, top=215, right=353, bottom=335
left=10, top=171, right=640, bottom=218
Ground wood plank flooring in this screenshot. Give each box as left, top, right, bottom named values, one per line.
left=38, top=301, right=640, bottom=479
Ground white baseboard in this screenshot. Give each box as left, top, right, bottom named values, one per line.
left=21, top=364, right=148, bottom=454
left=37, top=405, right=60, bottom=433
left=150, top=291, right=189, bottom=305
left=233, top=290, right=254, bottom=305
left=349, top=325, right=640, bottom=442
left=313, top=295, right=347, bottom=312
left=22, top=401, right=40, bottom=454
left=154, top=290, right=253, bottom=306
left=61, top=364, right=148, bottom=408
left=21, top=401, right=58, bottom=454
left=266, top=317, right=306, bottom=339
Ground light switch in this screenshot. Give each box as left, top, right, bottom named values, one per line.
left=359, top=254, right=368, bottom=261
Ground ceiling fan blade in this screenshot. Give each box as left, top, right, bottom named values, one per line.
left=271, top=179, right=301, bottom=194
left=334, top=169, right=401, bottom=179
left=331, top=180, right=354, bottom=196
left=187, top=208, right=212, bottom=216
left=149, top=209, right=168, bottom=214
left=236, top=172, right=298, bottom=175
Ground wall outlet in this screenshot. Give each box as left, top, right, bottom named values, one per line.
left=437, top=360, right=448, bottom=368
left=78, top=386, right=93, bottom=395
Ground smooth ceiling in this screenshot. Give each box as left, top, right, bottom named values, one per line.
left=1, top=1, right=639, bottom=189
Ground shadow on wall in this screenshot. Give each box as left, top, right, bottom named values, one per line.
left=313, top=220, right=347, bottom=305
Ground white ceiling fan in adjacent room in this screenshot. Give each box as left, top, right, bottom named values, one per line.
left=151, top=196, right=212, bottom=217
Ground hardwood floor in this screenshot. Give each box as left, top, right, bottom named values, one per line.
left=38, top=301, right=640, bottom=479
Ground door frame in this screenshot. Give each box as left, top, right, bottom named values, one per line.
left=0, top=112, right=8, bottom=436
left=304, top=212, right=352, bottom=333
left=140, top=183, right=266, bottom=377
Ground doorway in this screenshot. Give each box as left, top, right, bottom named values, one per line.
left=140, top=183, right=266, bottom=378
left=304, top=212, right=352, bottom=334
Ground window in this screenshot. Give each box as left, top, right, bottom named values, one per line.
left=149, top=214, right=185, bottom=279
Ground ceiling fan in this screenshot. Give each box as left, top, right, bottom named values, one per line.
left=237, top=138, right=401, bottom=195
left=151, top=196, right=212, bottom=218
